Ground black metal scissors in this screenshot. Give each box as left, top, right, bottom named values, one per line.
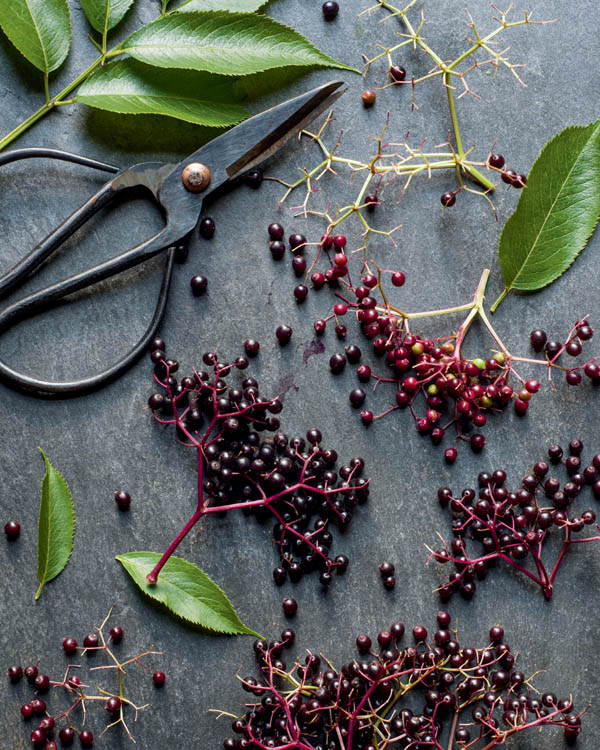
left=0, top=81, right=344, bottom=397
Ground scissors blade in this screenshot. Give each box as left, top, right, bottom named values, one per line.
left=169, top=80, right=345, bottom=196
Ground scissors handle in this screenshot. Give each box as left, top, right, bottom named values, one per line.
left=0, top=150, right=194, bottom=397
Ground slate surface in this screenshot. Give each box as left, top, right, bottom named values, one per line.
left=0, top=1, right=599, bottom=748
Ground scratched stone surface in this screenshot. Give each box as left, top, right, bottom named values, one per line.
left=0, top=0, right=599, bottom=748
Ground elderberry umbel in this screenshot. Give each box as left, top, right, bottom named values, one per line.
left=6, top=611, right=162, bottom=746
left=145, top=346, right=369, bottom=586
left=430, top=441, right=600, bottom=601
left=221, top=615, right=582, bottom=750
left=265, top=251, right=599, bottom=453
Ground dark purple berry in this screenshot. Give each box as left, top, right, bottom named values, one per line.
left=349, top=388, right=366, bottom=408
left=390, top=65, right=406, bottom=82
left=4, top=520, right=20, bottom=540
left=190, top=275, right=208, bottom=296
left=322, top=1, right=339, bottom=19
left=488, top=153, right=505, bottom=169
left=199, top=217, right=215, bottom=239
left=282, top=597, right=298, bottom=616
left=270, top=240, right=285, bottom=260
left=530, top=329, right=547, bottom=352
left=244, top=169, right=263, bottom=189
left=153, top=671, right=166, bottom=687
left=441, top=192, right=456, bottom=207
left=276, top=325, right=293, bottom=345
left=7, top=664, right=23, bottom=682
left=268, top=223, right=284, bottom=240
left=59, top=727, right=75, bottom=746
left=114, top=490, right=131, bottom=511
left=243, top=339, right=260, bottom=357
left=79, top=730, right=94, bottom=746
left=109, top=626, right=124, bottom=644
left=63, top=637, right=78, bottom=654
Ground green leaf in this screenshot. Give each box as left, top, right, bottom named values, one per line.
left=172, top=0, right=267, bottom=11
left=80, top=0, right=134, bottom=35
left=492, top=121, right=600, bottom=311
left=35, top=449, right=75, bottom=600
left=0, top=0, right=71, bottom=73
left=119, top=11, right=357, bottom=76
left=116, top=551, right=261, bottom=635
left=78, top=59, right=248, bottom=127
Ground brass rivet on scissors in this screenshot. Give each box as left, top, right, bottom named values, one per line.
left=181, top=162, right=211, bottom=193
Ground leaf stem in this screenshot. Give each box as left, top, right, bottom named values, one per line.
left=490, top=286, right=509, bottom=313
left=0, top=54, right=106, bottom=152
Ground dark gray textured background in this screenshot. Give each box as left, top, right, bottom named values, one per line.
left=0, top=1, right=599, bottom=748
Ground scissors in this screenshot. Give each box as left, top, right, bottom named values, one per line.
left=0, top=80, right=344, bottom=398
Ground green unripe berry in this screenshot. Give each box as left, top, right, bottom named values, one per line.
left=493, top=352, right=505, bottom=364
left=480, top=395, right=493, bottom=409
left=412, top=343, right=424, bottom=356
left=427, top=384, right=438, bottom=396
left=472, top=358, right=486, bottom=371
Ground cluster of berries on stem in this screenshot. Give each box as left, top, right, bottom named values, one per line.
left=145, top=342, right=369, bottom=587
left=220, top=614, right=582, bottom=750
left=429, top=440, right=600, bottom=601
left=6, top=610, right=162, bottom=747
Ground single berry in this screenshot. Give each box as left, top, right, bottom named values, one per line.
left=109, top=626, right=124, bottom=644
left=153, top=671, right=166, bottom=687
left=114, top=490, right=131, bottom=511
left=31, top=729, right=46, bottom=745
left=21, top=703, right=33, bottom=719
left=4, top=520, right=20, bottom=540
left=365, top=194, right=378, bottom=211
left=390, top=65, right=407, bottom=82
left=59, top=728, right=75, bottom=746
left=349, top=388, right=366, bottom=408
left=488, top=152, right=505, bottom=169
left=530, top=329, right=547, bottom=352
left=361, top=90, right=376, bottom=107
left=83, top=633, right=99, bottom=650
left=24, top=664, right=38, bottom=684
left=199, top=217, right=215, bottom=239
left=31, top=699, right=46, bottom=715
left=289, top=233, right=307, bottom=250
left=79, top=730, right=94, bottom=747
left=7, top=664, right=23, bottom=682
left=275, top=325, right=293, bottom=345
left=268, top=223, right=284, bottom=240
left=513, top=173, right=527, bottom=188
left=356, top=634, right=372, bottom=653
left=244, top=169, right=263, bottom=189
left=45, top=743, right=58, bottom=750
left=391, top=272, right=405, bottom=287
left=40, top=717, right=55, bottom=732
left=105, top=696, right=121, bottom=713
left=444, top=447, right=457, bottom=464
left=383, top=576, right=396, bottom=590
left=282, top=597, right=298, bottom=616
left=322, top=1, right=339, bottom=19
left=269, top=240, right=285, bottom=261
left=34, top=674, right=50, bottom=691
left=440, top=191, right=456, bottom=207
left=501, top=168, right=517, bottom=185
left=63, top=637, right=78, bottom=654
left=190, top=275, right=208, bottom=296
left=243, top=339, right=260, bottom=357
left=294, top=285, right=308, bottom=302
left=361, top=410, right=373, bottom=425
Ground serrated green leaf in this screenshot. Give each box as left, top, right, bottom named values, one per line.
left=80, top=0, right=134, bottom=35
left=492, top=121, right=600, bottom=311
left=116, top=551, right=261, bottom=635
left=172, top=0, right=267, bottom=12
left=0, top=0, right=70, bottom=74
left=119, top=11, right=357, bottom=76
left=78, top=59, right=248, bottom=127
left=35, top=449, right=75, bottom=600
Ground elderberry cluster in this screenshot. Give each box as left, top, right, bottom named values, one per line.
left=431, top=440, right=600, bottom=601
left=222, top=615, right=581, bottom=750
left=147, top=341, right=369, bottom=587
left=6, top=615, right=161, bottom=748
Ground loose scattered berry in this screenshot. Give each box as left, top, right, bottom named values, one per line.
left=282, top=597, right=298, bottom=616
left=275, top=325, right=293, bottom=345
left=4, top=520, right=20, bottom=540
left=322, top=1, right=339, bottom=19
left=190, top=275, right=208, bottom=296
left=199, top=217, right=215, bottom=239
left=268, top=223, right=284, bottom=240
left=63, top=637, right=78, bottom=654
left=7, top=664, right=23, bottom=682
left=153, top=671, right=166, bottom=687
left=361, top=90, right=376, bottom=107
left=114, top=490, right=131, bottom=511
